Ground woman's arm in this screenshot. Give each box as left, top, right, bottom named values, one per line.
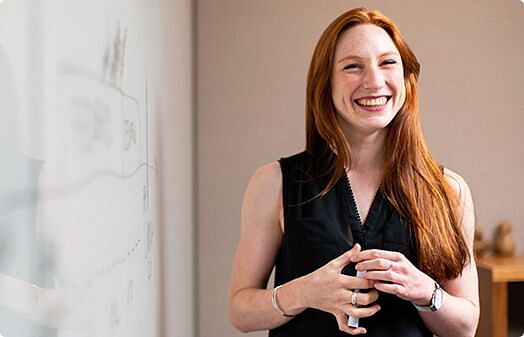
left=228, top=162, right=379, bottom=334
left=418, top=169, right=479, bottom=336
left=351, top=168, right=479, bottom=337
left=228, top=162, right=292, bottom=332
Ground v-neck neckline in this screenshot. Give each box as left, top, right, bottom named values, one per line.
left=343, top=173, right=381, bottom=228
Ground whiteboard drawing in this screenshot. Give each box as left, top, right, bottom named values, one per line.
left=0, top=0, right=162, bottom=336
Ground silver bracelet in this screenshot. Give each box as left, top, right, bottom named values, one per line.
left=271, top=285, right=295, bottom=317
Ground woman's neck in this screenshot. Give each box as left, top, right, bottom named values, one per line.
left=346, top=131, right=386, bottom=173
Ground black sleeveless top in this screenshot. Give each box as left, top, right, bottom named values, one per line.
left=269, top=151, right=431, bottom=337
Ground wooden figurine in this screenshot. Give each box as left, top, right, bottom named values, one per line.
left=494, top=220, right=516, bottom=257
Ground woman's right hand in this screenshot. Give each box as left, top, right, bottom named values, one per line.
left=300, top=243, right=381, bottom=335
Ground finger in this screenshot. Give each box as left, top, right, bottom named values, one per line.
left=340, top=274, right=375, bottom=290
left=356, top=258, right=394, bottom=272
left=334, top=312, right=367, bottom=335
left=351, top=249, right=402, bottom=263
left=344, top=304, right=382, bottom=318
left=361, top=269, right=402, bottom=284
left=332, top=286, right=378, bottom=307
left=374, top=281, right=408, bottom=299
left=351, top=289, right=380, bottom=306
left=332, top=243, right=361, bottom=269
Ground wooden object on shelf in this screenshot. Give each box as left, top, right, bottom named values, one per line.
left=476, top=254, right=524, bottom=337
left=494, top=220, right=516, bottom=257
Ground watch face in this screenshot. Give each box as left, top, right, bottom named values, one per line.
left=433, top=286, right=443, bottom=310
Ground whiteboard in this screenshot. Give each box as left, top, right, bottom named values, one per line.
left=0, top=1, right=165, bottom=336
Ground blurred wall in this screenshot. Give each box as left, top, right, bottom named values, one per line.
left=158, top=0, right=195, bottom=336
left=197, top=1, right=523, bottom=337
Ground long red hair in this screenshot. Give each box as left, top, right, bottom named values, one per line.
left=305, top=7, right=469, bottom=282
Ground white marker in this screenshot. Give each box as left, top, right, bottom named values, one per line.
left=348, top=270, right=367, bottom=328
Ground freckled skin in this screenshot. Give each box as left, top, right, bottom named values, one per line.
left=331, top=24, right=406, bottom=139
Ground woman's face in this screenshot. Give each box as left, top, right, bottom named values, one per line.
left=331, top=24, right=405, bottom=138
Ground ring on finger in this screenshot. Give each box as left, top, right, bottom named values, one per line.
left=387, top=260, right=394, bottom=270
left=351, top=290, right=358, bottom=306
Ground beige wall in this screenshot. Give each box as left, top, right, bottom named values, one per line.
left=157, top=0, right=195, bottom=336
left=197, top=1, right=523, bottom=336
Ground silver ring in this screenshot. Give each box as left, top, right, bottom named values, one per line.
left=351, top=290, right=358, bottom=306
left=388, top=261, right=394, bottom=270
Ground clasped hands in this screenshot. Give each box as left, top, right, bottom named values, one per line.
left=301, top=243, right=435, bottom=335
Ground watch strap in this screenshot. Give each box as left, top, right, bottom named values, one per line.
left=413, top=282, right=441, bottom=312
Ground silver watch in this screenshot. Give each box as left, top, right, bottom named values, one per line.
left=413, top=282, right=442, bottom=312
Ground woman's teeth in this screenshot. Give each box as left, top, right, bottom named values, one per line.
left=356, top=96, right=388, bottom=106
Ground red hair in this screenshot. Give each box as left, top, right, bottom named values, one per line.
left=305, top=7, right=468, bottom=282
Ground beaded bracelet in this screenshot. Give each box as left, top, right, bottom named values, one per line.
left=271, top=285, right=296, bottom=317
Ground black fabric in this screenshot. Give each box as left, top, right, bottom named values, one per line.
left=269, top=150, right=431, bottom=337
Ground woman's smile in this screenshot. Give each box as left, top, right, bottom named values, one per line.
left=354, top=95, right=391, bottom=111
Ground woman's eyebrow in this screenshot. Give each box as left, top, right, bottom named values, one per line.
left=336, top=54, right=363, bottom=64
left=336, top=51, right=400, bottom=64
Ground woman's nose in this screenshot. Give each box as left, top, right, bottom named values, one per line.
left=362, top=66, right=385, bottom=90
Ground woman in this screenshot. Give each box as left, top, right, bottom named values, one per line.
left=228, top=7, right=479, bottom=337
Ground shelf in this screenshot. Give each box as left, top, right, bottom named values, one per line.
left=476, top=254, right=524, bottom=337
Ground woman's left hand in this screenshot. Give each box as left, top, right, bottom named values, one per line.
left=351, top=249, right=435, bottom=306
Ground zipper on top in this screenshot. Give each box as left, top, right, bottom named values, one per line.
left=346, top=178, right=364, bottom=227
left=344, top=174, right=381, bottom=249
left=343, top=174, right=367, bottom=248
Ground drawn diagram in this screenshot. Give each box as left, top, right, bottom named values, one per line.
left=0, top=1, right=167, bottom=336
left=36, top=13, right=160, bottom=336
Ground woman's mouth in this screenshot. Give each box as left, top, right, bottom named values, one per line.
left=354, top=96, right=391, bottom=107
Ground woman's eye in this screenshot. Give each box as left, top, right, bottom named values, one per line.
left=381, top=59, right=397, bottom=66
left=343, top=63, right=361, bottom=71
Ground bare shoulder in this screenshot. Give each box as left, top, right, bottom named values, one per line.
left=248, top=161, right=282, bottom=191
left=244, top=161, right=282, bottom=207
left=443, top=168, right=475, bottom=242
left=242, top=161, right=283, bottom=230
left=443, top=168, right=470, bottom=201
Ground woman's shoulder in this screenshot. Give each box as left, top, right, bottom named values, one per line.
left=250, top=161, right=282, bottom=186
left=442, top=167, right=471, bottom=201
left=442, top=167, right=475, bottom=240
left=250, top=150, right=307, bottom=180
left=248, top=150, right=317, bottom=193
left=242, top=162, right=283, bottom=227
left=278, top=150, right=312, bottom=167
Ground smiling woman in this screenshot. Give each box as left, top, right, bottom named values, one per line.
left=228, top=7, right=479, bottom=337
